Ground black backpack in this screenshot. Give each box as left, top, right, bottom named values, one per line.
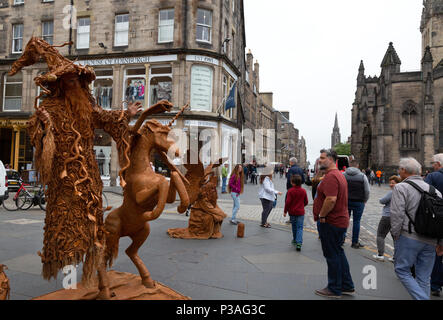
left=403, top=180, right=443, bottom=240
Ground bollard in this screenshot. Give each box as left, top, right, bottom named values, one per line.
left=237, top=222, right=245, bottom=238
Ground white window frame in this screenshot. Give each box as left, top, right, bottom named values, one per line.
left=114, top=14, right=129, bottom=47
left=123, top=67, right=146, bottom=108
left=92, top=69, right=113, bottom=110
left=3, top=73, right=22, bottom=112
left=148, top=64, right=173, bottom=107
left=42, top=21, right=54, bottom=45
left=77, top=17, right=90, bottom=49
left=196, top=9, right=212, bottom=44
left=12, top=24, right=23, bottom=54
left=158, top=9, right=174, bottom=43
left=42, top=0, right=54, bottom=2
left=13, top=0, right=24, bottom=5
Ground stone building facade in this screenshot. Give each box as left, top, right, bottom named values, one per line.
left=273, top=110, right=299, bottom=166
left=0, top=0, right=247, bottom=185
left=297, top=136, right=307, bottom=169
left=351, top=0, right=443, bottom=176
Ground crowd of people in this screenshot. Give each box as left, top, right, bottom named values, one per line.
left=222, top=150, right=443, bottom=300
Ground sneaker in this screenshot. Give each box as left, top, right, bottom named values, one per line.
left=372, top=254, right=385, bottom=261
left=230, top=220, right=238, bottom=225
left=341, top=288, right=356, bottom=296
left=315, top=287, right=341, bottom=299
left=431, top=290, right=441, bottom=297
left=351, top=242, right=364, bottom=249
left=388, top=257, right=394, bottom=263
left=296, top=244, right=301, bottom=252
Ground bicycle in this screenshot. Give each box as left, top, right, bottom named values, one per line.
left=2, top=178, right=46, bottom=211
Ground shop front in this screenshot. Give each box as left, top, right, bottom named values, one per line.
left=0, top=118, right=33, bottom=173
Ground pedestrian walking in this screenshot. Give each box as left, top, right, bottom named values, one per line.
left=425, top=153, right=443, bottom=297
left=313, top=149, right=354, bottom=299
left=285, top=157, right=305, bottom=224
left=372, top=175, right=401, bottom=261
left=228, top=164, right=244, bottom=225
left=251, top=165, right=258, bottom=184
left=221, top=163, right=229, bottom=194
left=343, top=160, right=370, bottom=249
left=284, top=174, right=308, bottom=251
left=390, top=157, right=443, bottom=300
left=258, top=167, right=282, bottom=228
left=286, top=157, right=305, bottom=189
left=370, top=170, right=375, bottom=186
left=376, top=169, right=382, bottom=186
left=243, top=165, right=249, bottom=185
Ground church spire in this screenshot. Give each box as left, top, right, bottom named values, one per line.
left=334, top=112, right=339, bottom=129
left=357, top=60, right=365, bottom=86
left=331, top=113, right=341, bottom=148
left=381, top=42, right=401, bottom=68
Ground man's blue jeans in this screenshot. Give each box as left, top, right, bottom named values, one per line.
left=222, top=177, right=227, bottom=193
left=290, top=215, right=304, bottom=245
left=394, top=235, right=436, bottom=300
left=318, top=222, right=354, bottom=295
left=348, top=201, right=365, bottom=245
left=431, top=254, right=443, bottom=293
left=231, top=192, right=240, bottom=221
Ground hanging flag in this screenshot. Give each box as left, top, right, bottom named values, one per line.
left=224, top=81, right=237, bottom=111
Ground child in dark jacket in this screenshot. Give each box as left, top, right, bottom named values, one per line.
left=284, top=174, right=308, bottom=251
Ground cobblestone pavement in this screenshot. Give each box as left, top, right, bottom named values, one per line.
left=105, top=176, right=394, bottom=256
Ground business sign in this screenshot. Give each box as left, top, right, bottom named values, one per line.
left=77, top=55, right=177, bottom=66
left=190, top=65, right=213, bottom=112
left=186, top=55, right=219, bottom=66
left=184, top=120, right=218, bottom=128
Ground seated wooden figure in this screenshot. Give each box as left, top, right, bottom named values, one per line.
left=167, top=158, right=227, bottom=239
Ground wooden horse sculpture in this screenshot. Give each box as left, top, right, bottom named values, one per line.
left=104, top=102, right=190, bottom=289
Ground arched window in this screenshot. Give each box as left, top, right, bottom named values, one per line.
left=3, top=72, right=22, bottom=111
left=401, top=102, right=418, bottom=149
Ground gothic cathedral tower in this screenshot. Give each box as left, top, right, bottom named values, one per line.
left=421, top=0, right=443, bottom=68
left=331, top=113, right=341, bottom=148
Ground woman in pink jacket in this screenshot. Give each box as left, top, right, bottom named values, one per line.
left=228, top=164, right=244, bottom=225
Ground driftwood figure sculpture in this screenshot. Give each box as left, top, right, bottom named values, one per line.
left=167, top=156, right=227, bottom=239
left=9, top=37, right=140, bottom=299
left=0, top=265, right=10, bottom=300
left=104, top=103, right=191, bottom=289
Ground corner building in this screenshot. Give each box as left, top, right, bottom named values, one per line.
left=0, top=0, right=246, bottom=185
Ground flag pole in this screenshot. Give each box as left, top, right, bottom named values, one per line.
left=216, top=80, right=237, bottom=115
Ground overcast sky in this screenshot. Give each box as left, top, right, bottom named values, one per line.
left=244, top=0, right=424, bottom=167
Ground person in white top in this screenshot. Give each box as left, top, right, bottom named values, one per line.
left=258, top=166, right=282, bottom=228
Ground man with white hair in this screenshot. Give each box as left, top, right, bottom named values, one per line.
left=286, top=157, right=305, bottom=190
left=425, top=154, right=443, bottom=297
left=390, top=157, right=443, bottom=300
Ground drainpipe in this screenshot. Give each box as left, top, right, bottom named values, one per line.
left=182, top=0, right=187, bottom=49
left=68, top=0, right=74, bottom=55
